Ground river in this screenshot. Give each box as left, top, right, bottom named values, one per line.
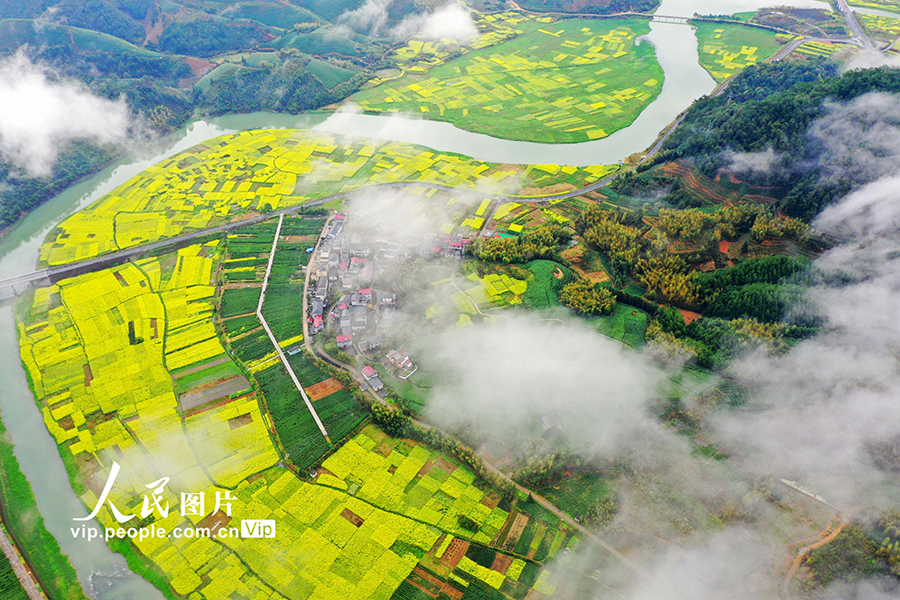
left=0, top=0, right=865, bottom=597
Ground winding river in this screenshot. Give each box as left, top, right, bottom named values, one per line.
left=0, top=0, right=861, bottom=597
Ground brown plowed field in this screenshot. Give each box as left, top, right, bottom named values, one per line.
left=306, top=378, right=343, bottom=401
left=441, top=538, right=469, bottom=568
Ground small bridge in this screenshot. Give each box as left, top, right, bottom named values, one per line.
left=651, top=14, right=689, bottom=24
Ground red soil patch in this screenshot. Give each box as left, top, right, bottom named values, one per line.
left=228, top=413, right=252, bottom=430
left=441, top=538, right=469, bottom=568
left=406, top=579, right=437, bottom=598
left=411, top=567, right=443, bottom=592
left=182, top=392, right=252, bottom=419
left=198, top=510, right=232, bottom=536
left=433, top=457, right=457, bottom=474
left=679, top=310, right=702, bottom=325
left=718, top=240, right=732, bottom=254
left=490, top=553, right=514, bottom=575
left=552, top=267, right=564, bottom=279
left=480, top=493, right=500, bottom=509
left=417, top=459, right=435, bottom=479
left=442, top=587, right=463, bottom=600
left=306, top=378, right=343, bottom=401
left=695, top=260, right=716, bottom=273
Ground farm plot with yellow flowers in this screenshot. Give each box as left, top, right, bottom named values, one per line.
left=856, top=12, right=900, bottom=43
left=17, top=267, right=569, bottom=600
left=693, top=22, right=784, bottom=83
left=792, top=39, right=842, bottom=59
left=39, top=129, right=617, bottom=267
left=315, top=425, right=575, bottom=599
left=352, top=18, right=663, bottom=143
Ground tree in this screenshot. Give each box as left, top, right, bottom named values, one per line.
left=559, top=279, right=617, bottom=315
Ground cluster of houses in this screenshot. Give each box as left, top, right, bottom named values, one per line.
left=308, top=213, right=472, bottom=351
left=307, top=214, right=399, bottom=354
left=304, top=213, right=433, bottom=397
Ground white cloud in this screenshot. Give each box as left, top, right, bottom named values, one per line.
left=809, top=92, right=900, bottom=185
left=725, top=147, right=781, bottom=175
left=0, top=52, right=132, bottom=177
left=338, top=0, right=477, bottom=43
left=420, top=313, right=665, bottom=454
left=393, top=3, right=478, bottom=43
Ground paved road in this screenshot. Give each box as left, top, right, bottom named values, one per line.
left=0, top=175, right=624, bottom=293
left=836, top=0, right=876, bottom=51
left=0, top=194, right=337, bottom=291
left=254, top=214, right=330, bottom=441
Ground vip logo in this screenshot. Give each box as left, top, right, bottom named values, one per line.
left=240, top=520, right=276, bottom=538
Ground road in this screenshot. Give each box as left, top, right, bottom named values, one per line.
left=255, top=214, right=330, bottom=441
left=836, top=0, right=876, bottom=51
left=0, top=174, right=624, bottom=293
left=0, top=523, right=47, bottom=599
left=0, top=194, right=337, bottom=291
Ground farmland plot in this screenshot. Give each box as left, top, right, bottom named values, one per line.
left=353, top=19, right=663, bottom=143
left=39, top=129, right=614, bottom=267
left=693, top=22, right=783, bottom=83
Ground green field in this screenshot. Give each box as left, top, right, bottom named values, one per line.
left=693, top=22, right=784, bottom=82
left=307, top=58, right=358, bottom=88
left=536, top=472, right=612, bottom=519
left=522, top=260, right=575, bottom=309
left=856, top=12, right=900, bottom=42
left=352, top=18, right=663, bottom=143
left=590, top=302, right=649, bottom=348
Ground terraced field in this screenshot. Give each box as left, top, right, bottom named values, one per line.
left=352, top=18, right=663, bottom=143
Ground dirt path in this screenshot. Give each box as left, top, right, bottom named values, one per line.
left=0, top=523, right=47, bottom=599
left=780, top=511, right=846, bottom=599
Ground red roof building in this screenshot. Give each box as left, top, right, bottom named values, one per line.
left=362, top=365, right=377, bottom=379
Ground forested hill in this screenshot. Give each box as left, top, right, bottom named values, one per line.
left=654, top=62, right=900, bottom=221
left=0, top=0, right=405, bottom=232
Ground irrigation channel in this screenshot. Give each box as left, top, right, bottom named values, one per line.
left=0, top=0, right=872, bottom=596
